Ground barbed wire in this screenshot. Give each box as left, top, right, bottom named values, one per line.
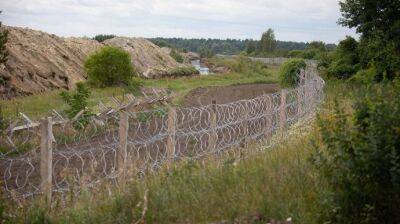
left=0, top=67, right=324, bottom=199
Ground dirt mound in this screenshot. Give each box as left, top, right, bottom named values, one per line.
left=183, top=83, right=280, bottom=107
left=0, top=26, right=180, bottom=98
left=104, top=37, right=179, bottom=78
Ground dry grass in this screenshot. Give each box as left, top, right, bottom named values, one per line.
left=3, top=119, right=326, bottom=224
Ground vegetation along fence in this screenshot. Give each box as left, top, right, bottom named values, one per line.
left=0, top=66, right=324, bottom=203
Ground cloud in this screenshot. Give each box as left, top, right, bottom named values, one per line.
left=0, top=0, right=356, bottom=43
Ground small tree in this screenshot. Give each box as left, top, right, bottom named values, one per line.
left=85, top=46, right=135, bottom=87
left=0, top=11, right=9, bottom=64
left=327, top=36, right=360, bottom=79
left=259, top=29, right=277, bottom=54
left=60, top=82, right=92, bottom=127
left=279, top=59, right=306, bottom=88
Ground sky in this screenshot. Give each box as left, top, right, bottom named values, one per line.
left=0, top=0, right=357, bottom=43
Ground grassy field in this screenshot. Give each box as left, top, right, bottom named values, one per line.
left=1, top=72, right=364, bottom=224
left=0, top=60, right=280, bottom=120
left=4, top=123, right=326, bottom=224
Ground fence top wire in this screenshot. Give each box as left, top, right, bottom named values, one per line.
left=0, top=61, right=325, bottom=198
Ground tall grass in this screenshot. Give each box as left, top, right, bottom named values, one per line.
left=4, top=124, right=326, bottom=224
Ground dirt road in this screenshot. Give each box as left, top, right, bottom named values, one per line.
left=183, top=83, right=280, bottom=106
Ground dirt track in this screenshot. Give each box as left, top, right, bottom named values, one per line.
left=183, top=83, right=280, bottom=106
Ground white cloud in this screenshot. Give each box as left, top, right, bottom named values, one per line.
left=0, top=0, right=356, bottom=43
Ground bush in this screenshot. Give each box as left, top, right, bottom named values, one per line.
left=327, top=60, right=357, bottom=79
left=124, top=77, right=143, bottom=94
left=170, top=49, right=184, bottom=63
left=348, top=65, right=377, bottom=84
left=168, top=66, right=199, bottom=77
left=85, top=46, right=135, bottom=87
left=326, top=36, right=360, bottom=79
left=279, top=59, right=306, bottom=88
left=288, top=50, right=303, bottom=58
left=312, top=82, right=400, bottom=223
left=60, top=82, right=92, bottom=127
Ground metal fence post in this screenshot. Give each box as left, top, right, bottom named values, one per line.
left=40, top=117, right=53, bottom=205
left=118, top=111, right=129, bottom=187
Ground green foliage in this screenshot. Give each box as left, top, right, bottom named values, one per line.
left=124, top=77, right=143, bottom=95
left=148, top=37, right=323, bottom=56
left=279, top=59, right=306, bottom=88
left=209, top=56, right=270, bottom=77
left=339, top=0, right=400, bottom=42
left=245, top=40, right=257, bottom=54
left=85, top=46, right=135, bottom=87
left=199, top=46, right=215, bottom=58
left=288, top=50, right=303, bottom=58
left=348, top=65, right=377, bottom=84
left=169, top=49, right=184, bottom=63
left=313, top=82, right=400, bottom=223
left=93, top=34, right=116, bottom=43
left=152, top=39, right=169, bottom=48
left=287, top=41, right=329, bottom=61
left=0, top=105, right=8, bottom=131
left=259, top=29, right=277, bottom=53
left=326, top=36, right=360, bottom=79
left=0, top=11, right=9, bottom=64
left=306, top=41, right=327, bottom=52
left=167, top=66, right=199, bottom=77
left=358, top=36, right=400, bottom=81
left=338, top=0, right=400, bottom=80
left=9, top=131, right=323, bottom=223
left=60, top=82, right=92, bottom=127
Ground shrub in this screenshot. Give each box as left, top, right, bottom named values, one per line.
left=326, top=36, right=360, bottom=79
left=124, top=77, right=144, bottom=94
left=85, top=46, right=135, bottom=87
left=327, top=60, right=357, bottom=79
left=170, top=49, right=184, bottom=63
left=288, top=50, right=303, bottom=58
left=168, top=66, right=199, bottom=77
left=279, top=59, right=306, bottom=88
left=312, top=82, right=400, bottom=223
left=60, top=82, right=92, bottom=127
left=348, top=65, right=377, bottom=84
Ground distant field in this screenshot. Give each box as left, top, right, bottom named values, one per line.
left=0, top=63, right=280, bottom=120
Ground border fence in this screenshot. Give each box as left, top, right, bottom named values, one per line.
left=0, top=60, right=324, bottom=202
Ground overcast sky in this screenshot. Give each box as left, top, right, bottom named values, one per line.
left=0, top=0, right=357, bottom=43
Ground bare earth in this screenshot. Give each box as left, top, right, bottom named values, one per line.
left=183, top=83, right=280, bottom=107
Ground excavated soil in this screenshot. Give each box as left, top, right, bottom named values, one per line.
left=0, top=26, right=179, bottom=98
left=183, top=83, right=280, bottom=107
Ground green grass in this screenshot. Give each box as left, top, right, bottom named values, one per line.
left=3, top=78, right=359, bottom=223
left=6, top=127, right=325, bottom=224
left=0, top=62, right=280, bottom=120
left=0, top=87, right=127, bottom=119
left=142, top=68, right=279, bottom=104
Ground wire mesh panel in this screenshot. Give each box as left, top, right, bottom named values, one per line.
left=0, top=67, right=325, bottom=198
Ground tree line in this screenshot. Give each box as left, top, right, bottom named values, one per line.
left=148, top=35, right=336, bottom=57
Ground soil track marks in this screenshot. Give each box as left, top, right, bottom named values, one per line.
left=183, top=83, right=280, bottom=106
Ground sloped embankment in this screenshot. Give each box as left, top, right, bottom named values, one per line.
left=0, top=26, right=180, bottom=98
